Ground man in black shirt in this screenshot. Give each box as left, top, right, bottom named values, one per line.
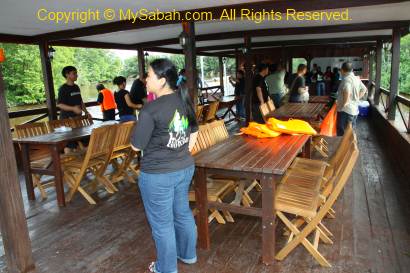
left=229, top=70, right=245, bottom=119
left=251, top=63, right=269, bottom=123
left=130, top=72, right=148, bottom=105
left=288, top=64, right=309, bottom=103
left=57, top=66, right=90, bottom=120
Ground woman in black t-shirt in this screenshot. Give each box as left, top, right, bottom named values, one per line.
left=131, top=59, right=199, bottom=273
left=113, top=76, right=142, bottom=122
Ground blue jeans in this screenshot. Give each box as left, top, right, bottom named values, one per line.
left=138, top=165, right=197, bottom=273
left=119, top=114, right=136, bottom=122
left=236, top=97, right=245, bottom=118
left=316, top=82, right=325, bottom=96
left=269, top=93, right=283, bottom=108
left=337, top=111, right=357, bottom=136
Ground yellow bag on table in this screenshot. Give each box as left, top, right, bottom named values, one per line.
left=240, top=122, right=282, bottom=138
left=267, top=118, right=317, bottom=135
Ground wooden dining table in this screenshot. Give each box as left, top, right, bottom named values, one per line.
left=13, top=122, right=114, bottom=207
left=193, top=133, right=311, bottom=265
left=201, top=95, right=241, bottom=122
left=267, top=102, right=325, bottom=123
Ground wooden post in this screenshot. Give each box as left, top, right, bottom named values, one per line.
left=218, top=56, right=224, bottom=96
left=374, top=40, right=382, bottom=106
left=368, top=49, right=374, bottom=97
left=243, top=36, right=252, bottom=124
left=387, top=27, right=401, bottom=120
left=137, top=47, right=145, bottom=79
left=0, top=66, right=36, bottom=273
left=39, top=41, right=57, bottom=120
left=182, top=22, right=198, bottom=104
left=235, top=48, right=239, bottom=72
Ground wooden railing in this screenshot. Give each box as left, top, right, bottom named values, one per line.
left=199, top=85, right=221, bottom=97
left=8, top=101, right=101, bottom=132
left=374, top=85, right=410, bottom=133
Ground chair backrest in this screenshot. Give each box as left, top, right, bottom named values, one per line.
left=191, top=120, right=229, bottom=155
left=112, top=121, right=135, bottom=153
left=83, top=125, right=117, bottom=165
left=196, top=105, right=204, bottom=122
left=15, top=122, right=49, bottom=138
left=267, top=99, right=276, bottom=112
left=302, top=141, right=359, bottom=237
left=204, top=101, right=219, bottom=123
left=72, top=115, right=93, bottom=128
left=207, top=120, right=229, bottom=143
left=47, top=118, right=74, bottom=131
left=329, top=123, right=354, bottom=169
left=259, top=102, right=270, bottom=121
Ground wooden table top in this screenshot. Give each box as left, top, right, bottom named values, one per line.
left=309, top=96, right=331, bottom=104
left=268, top=103, right=324, bottom=121
left=13, top=121, right=117, bottom=145
left=194, top=134, right=310, bottom=175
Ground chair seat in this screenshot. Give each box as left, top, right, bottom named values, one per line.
left=62, top=156, right=106, bottom=170
left=275, top=183, right=320, bottom=219
left=189, top=179, right=235, bottom=202
left=290, top=157, right=329, bottom=173
left=31, top=156, right=52, bottom=168
left=281, top=169, right=323, bottom=191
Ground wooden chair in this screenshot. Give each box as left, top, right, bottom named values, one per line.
left=274, top=142, right=359, bottom=267
left=62, top=125, right=118, bottom=204
left=107, top=121, right=139, bottom=184
left=259, top=102, right=271, bottom=122
left=47, top=118, right=74, bottom=131
left=71, top=115, right=93, bottom=128
left=15, top=122, right=53, bottom=200
left=195, top=104, right=204, bottom=123
left=267, top=99, right=276, bottom=112
left=190, top=121, right=236, bottom=224
left=203, top=101, right=219, bottom=124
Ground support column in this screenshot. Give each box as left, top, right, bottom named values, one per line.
left=182, top=22, right=198, bottom=105
left=387, top=27, right=401, bottom=120
left=235, top=48, right=239, bottom=72
left=218, top=56, right=224, bottom=96
left=137, top=47, right=145, bottom=79
left=243, top=36, right=252, bottom=124
left=39, top=41, right=57, bottom=120
left=374, top=40, right=382, bottom=105
left=368, top=49, right=374, bottom=98
left=0, top=65, right=36, bottom=273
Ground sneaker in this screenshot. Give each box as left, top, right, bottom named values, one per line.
left=148, top=262, right=156, bottom=273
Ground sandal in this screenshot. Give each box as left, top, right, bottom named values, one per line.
left=148, top=262, right=156, bottom=273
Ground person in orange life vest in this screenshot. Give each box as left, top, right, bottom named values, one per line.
left=96, top=83, right=117, bottom=121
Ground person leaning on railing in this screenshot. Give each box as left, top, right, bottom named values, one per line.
left=336, top=62, right=368, bottom=136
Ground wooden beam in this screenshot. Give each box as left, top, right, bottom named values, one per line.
left=182, top=22, right=198, bottom=105
left=243, top=36, right=252, bottom=124
left=0, top=66, right=36, bottom=273
left=219, top=56, right=224, bottom=95
left=0, top=34, right=33, bottom=44
left=137, top=48, right=145, bottom=79
left=33, top=1, right=407, bottom=42
left=51, top=39, right=136, bottom=50
left=197, top=35, right=390, bottom=52
left=387, top=27, right=401, bottom=120
left=39, top=41, right=57, bottom=120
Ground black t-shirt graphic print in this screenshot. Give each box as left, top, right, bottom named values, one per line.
left=131, top=93, right=198, bottom=174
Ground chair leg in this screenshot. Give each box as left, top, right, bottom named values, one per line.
left=77, top=186, right=97, bottom=205
left=209, top=209, right=226, bottom=224
left=276, top=211, right=331, bottom=267
left=33, top=174, right=48, bottom=200
left=217, top=198, right=234, bottom=223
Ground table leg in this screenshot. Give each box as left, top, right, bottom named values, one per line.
left=302, top=137, right=312, bottom=159
left=194, top=167, right=210, bottom=249
left=50, top=145, right=65, bottom=207
left=21, top=143, right=35, bottom=201
left=261, top=175, right=276, bottom=265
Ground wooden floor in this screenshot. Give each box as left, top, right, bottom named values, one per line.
left=1, top=118, right=410, bottom=273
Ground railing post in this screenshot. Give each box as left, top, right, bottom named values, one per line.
left=387, top=27, right=401, bottom=120
left=374, top=40, right=382, bottom=106
left=0, top=65, right=36, bottom=273
left=39, top=41, right=57, bottom=120
left=181, top=22, right=198, bottom=106
left=243, top=35, right=252, bottom=124
left=218, top=56, right=225, bottom=96
left=137, top=47, right=145, bottom=79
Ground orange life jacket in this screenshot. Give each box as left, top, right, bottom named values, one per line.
left=99, top=88, right=116, bottom=111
